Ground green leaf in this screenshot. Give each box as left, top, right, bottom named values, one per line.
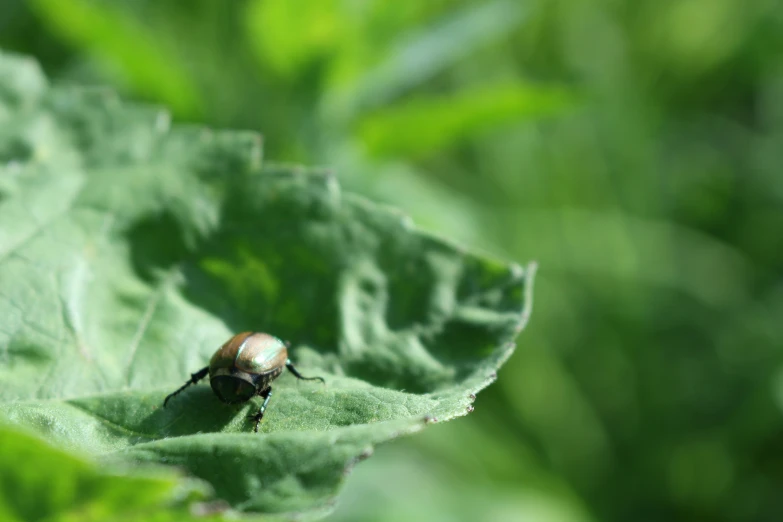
left=0, top=424, right=212, bottom=522
left=245, top=0, right=342, bottom=79
left=28, top=0, right=201, bottom=116
left=358, top=82, right=577, bottom=158
left=324, top=0, right=528, bottom=121
left=0, top=50, right=535, bottom=518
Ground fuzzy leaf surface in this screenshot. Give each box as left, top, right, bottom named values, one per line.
left=0, top=50, right=534, bottom=517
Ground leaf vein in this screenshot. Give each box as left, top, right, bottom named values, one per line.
left=124, top=274, right=175, bottom=386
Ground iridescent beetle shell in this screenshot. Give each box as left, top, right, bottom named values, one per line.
left=163, top=331, right=325, bottom=432
left=208, top=332, right=288, bottom=404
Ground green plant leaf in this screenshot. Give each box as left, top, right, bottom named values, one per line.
left=0, top=424, right=214, bottom=522
left=28, top=0, right=201, bottom=116
left=0, top=50, right=535, bottom=518
left=324, top=0, right=528, bottom=122
left=245, top=0, right=342, bottom=79
left=358, top=82, right=577, bottom=158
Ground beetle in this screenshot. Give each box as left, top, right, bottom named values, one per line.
left=163, top=332, right=324, bottom=432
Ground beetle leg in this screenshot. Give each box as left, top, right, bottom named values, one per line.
left=249, top=386, right=273, bottom=433
left=286, top=359, right=325, bottom=384
left=163, top=367, right=209, bottom=407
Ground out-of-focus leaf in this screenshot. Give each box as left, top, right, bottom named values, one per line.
left=358, top=82, right=576, bottom=158
left=639, top=0, right=746, bottom=76
left=0, top=424, right=212, bottom=522
left=0, top=50, right=534, bottom=518
left=245, top=0, right=342, bottom=79
left=28, top=0, right=200, bottom=115
left=325, top=0, right=528, bottom=121
left=325, top=442, right=594, bottom=522
left=491, top=208, right=749, bottom=306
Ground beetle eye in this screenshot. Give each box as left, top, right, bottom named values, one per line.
left=210, top=376, right=256, bottom=404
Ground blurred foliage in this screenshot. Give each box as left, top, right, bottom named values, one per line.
left=2, top=0, right=783, bottom=520
left=0, top=424, right=212, bottom=522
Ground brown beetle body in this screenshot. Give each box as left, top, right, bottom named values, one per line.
left=163, top=331, right=324, bottom=432
left=208, top=332, right=287, bottom=404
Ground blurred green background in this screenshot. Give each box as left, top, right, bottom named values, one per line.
left=3, top=0, right=783, bottom=520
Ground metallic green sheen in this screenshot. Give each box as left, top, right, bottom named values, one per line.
left=235, top=334, right=287, bottom=373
